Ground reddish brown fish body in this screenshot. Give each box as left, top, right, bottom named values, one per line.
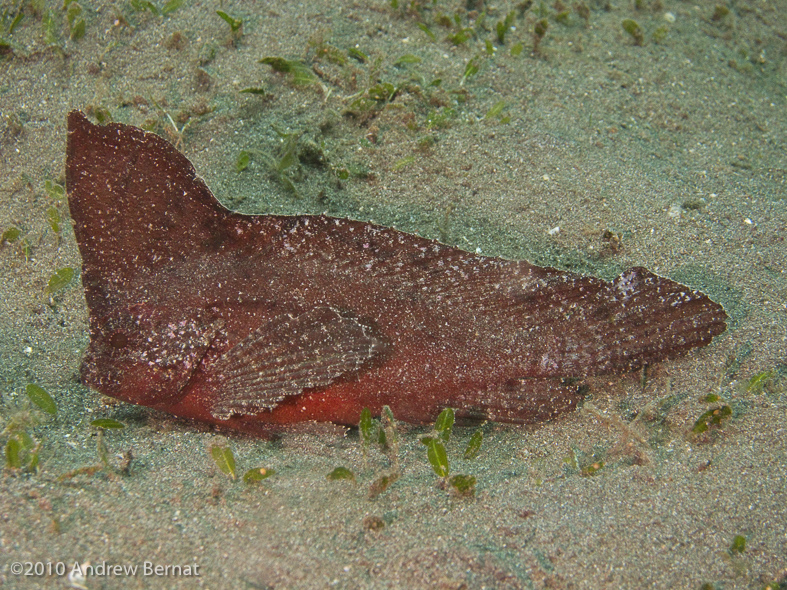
left=66, top=111, right=727, bottom=436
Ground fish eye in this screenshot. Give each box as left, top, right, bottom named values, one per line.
left=108, top=330, right=129, bottom=349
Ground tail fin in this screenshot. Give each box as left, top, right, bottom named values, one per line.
left=522, top=266, right=728, bottom=377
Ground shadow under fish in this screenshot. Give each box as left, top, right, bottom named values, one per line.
left=65, top=111, right=727, bottom=437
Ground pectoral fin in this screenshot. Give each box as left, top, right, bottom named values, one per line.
left=208, top=306, right=387, bottom=419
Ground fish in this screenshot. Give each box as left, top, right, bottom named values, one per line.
left=66, top=110, right=727, bottom=437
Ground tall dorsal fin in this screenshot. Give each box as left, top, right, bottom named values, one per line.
left=66, top=111, right=233, bottom=282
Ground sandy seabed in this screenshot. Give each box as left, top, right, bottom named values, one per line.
left=1, top=0, right=785, bottom=588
